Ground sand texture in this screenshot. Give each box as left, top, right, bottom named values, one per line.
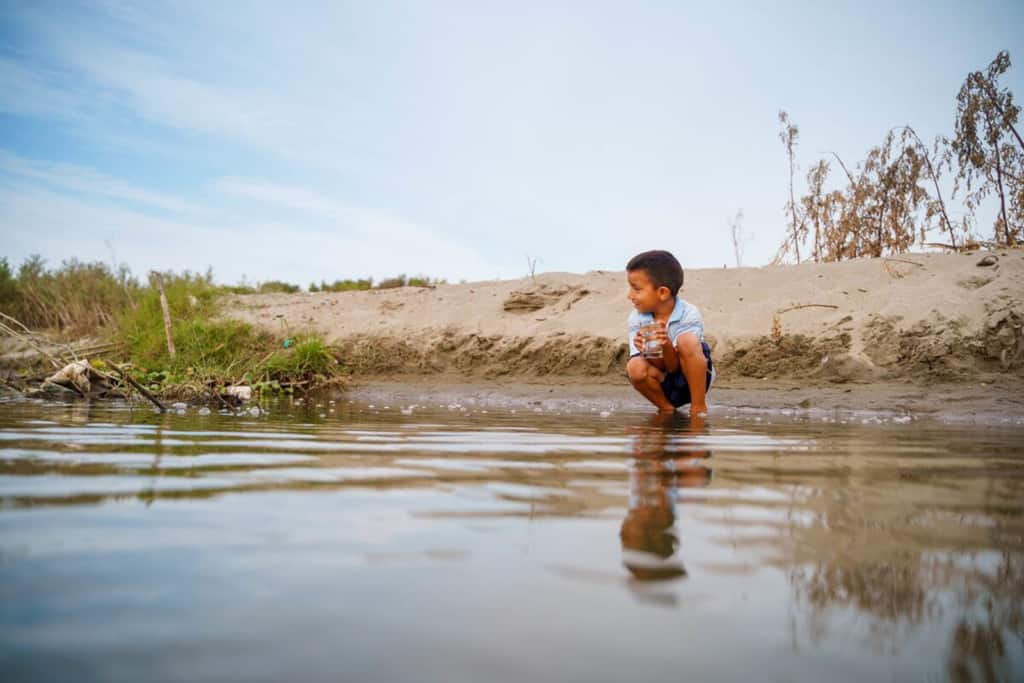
left=225, top=250, right=1024, bottom=386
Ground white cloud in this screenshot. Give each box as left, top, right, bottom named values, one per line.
left=212, top=177, right=507, bottom=280
left=0, top=150, right=199, bottom=215
left=0, top=168, right=508, bottom=285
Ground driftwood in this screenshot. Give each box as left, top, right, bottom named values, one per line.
left=109, top=363, right=167, bottom=412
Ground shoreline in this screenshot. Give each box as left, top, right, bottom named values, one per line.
left=341, top=375, right=1024, bottom=426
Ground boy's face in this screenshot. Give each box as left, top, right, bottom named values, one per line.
left=627, top=269, right=671, bottom=313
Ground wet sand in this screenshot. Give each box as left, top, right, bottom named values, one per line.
left=344, top=375, right=1024, bottom=425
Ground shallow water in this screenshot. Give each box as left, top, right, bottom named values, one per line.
left=1, top=398, right=1022, bottom=682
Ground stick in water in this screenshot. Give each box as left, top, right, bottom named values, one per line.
left=111, top=363, right=167, bottom=412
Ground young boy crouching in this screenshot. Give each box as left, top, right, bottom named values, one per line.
left=625, top=250, right=715, bottom=417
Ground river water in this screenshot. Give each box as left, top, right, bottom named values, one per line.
left=1, top=397, right=1022, bottom=682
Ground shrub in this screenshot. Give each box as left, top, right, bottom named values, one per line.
left=0, top=255, right=140, bottom=333
left=318, top=278, right=373, bottom=292
left=257, top=280, right=301, bottom=294
left=406, top=275, right=447, bottom=287
left=375, top=274, right=406, bottom=289
left=260, top=336, right=336, bottom=382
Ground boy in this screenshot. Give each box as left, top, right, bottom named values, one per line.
left=626, top=250, right=715, bottom=417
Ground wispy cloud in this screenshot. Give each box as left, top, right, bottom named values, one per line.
left=0, top=165, right=505, bottom=284
left=0, top=150, right=200, bottom=215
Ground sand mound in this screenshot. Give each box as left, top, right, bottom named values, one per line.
left=333, top=330, right=628, bottom=379
left=224, top=250, right=1024, bottom=386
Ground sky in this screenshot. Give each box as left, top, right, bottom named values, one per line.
left=0, top=1, right=1021, bottom=285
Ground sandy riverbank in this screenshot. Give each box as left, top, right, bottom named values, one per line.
left=225, top=250, right=1023, bottom=390
left=337, top=378, right=1024, bottom=426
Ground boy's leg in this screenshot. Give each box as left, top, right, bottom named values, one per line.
left=675, top=333, right=709, bottom=416
left=626, top=356, right=676, bottom=413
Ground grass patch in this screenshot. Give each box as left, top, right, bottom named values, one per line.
left=0, top=256, right=359, bottom=399
left=116, top=273, right=341, bottom=396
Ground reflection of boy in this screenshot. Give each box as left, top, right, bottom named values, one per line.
left=625, top=250, right=715, bottom=417
left=620, top=418, right=712, bottom=582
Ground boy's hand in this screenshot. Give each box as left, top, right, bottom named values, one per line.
left=649, top=320, right=670, bottom=351
left=634, top=321, right=670, bottom=356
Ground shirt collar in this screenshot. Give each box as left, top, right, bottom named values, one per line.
left=640, top=297, right=683, bottom=323
left=668, top=296, right=685, bottom=323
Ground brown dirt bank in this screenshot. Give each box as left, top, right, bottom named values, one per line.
left=226, top=250, right=1024, bottom=391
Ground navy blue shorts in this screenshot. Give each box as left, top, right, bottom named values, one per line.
left=660, top=342, right=713, bottom=407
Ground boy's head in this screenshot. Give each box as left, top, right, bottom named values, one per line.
left=626, top=250, right=683, bottom=313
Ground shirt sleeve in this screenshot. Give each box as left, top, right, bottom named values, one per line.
left=627, top=312, right=643, bottom=357
left=669, top=303, right=704, bottom=345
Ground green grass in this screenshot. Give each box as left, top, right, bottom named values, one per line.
left=0, top=256, right=412, bottom=397
left=115, top=273, right=341, bottom=397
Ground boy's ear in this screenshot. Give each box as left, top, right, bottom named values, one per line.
left=657, top=285, right=671, bottom=300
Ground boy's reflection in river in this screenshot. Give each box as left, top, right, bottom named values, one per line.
left=620, top=414, right=711, bottom=594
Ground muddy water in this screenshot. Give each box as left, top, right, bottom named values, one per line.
left=0, top=398, right=1021, bottom=682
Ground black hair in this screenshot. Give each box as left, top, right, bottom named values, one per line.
left=626, top=250, right=684, bottom=295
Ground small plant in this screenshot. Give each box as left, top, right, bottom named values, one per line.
left=526, top=254, right=539, bottom=281
left=260, top=336, right=336, bottom=385
left=727, top=210, right=748, bottom=267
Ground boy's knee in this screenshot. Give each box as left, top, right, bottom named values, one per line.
left=626, top=356, right=649, bottom=384
left=675, top=333, right=702, bottom=357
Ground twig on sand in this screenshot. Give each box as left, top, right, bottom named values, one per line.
left=109, top=363, right=167, bottom=412
left=883, top=258, right=924, bottom=268
left=772, top=303, right=840, bottom=341
left=776, top=303, right=840, bottom=315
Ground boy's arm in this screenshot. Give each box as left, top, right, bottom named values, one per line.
left=661, top=328, right=680, bottom=373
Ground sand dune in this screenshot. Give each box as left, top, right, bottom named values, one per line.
left=225, top=250, right=1023, bottom=386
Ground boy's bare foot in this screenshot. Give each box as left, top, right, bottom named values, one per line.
left=657, top=406, right=676, bottom=415
left=689, top=404, right=708, bottom=419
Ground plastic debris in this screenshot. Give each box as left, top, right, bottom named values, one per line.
left=44, top=360, right=96, bottom=396
left=225, top=385, right=253, bottom=402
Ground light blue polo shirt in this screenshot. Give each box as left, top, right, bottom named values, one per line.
left=628, top=297, right=715, bottom=384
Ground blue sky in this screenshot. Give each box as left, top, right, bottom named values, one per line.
left=1, top=1, right=1021, bottom=285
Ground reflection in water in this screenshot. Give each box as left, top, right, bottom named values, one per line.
left=620, top=415, right=711, bottom=584
left=0, top=399, right=1022, bottom=681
